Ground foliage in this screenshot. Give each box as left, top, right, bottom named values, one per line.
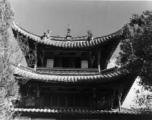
left=117, top=10, right=152, bottom=66
left=117, top=10, right=152, bottom=82
left=131, top=86, right=152, bottom=110
left=116, top=10, right=152, bottom=109
left=16, top=33, right=36, bottom=67
left=0, top=0, right=21, bottom=119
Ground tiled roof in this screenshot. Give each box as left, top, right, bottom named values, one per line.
left=12, top=22, right=124, bottom=48
left=11, top=108, right=140, bottom=115
left=13, top=64, right=129, bottom=83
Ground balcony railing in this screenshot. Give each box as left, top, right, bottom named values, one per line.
left=36, top=67, right=99, bottom=75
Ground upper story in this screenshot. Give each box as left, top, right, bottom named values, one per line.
left=12, top=22, right=124, bottom=72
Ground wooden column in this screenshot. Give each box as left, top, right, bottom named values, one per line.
left=111, top=89, right=115, bottom=109
left=36, top=85, right=40, bottom=108
left=118, top=86, right=123, bottom=111
left=97, top=50, right=101, bottom=73
left=40, top=50, right=45, bottom=67
left=109, top=90, right=115, bottom=110
left=34, top=42, right=38, bottom=70
left=92, top=88, right=97, bottom=109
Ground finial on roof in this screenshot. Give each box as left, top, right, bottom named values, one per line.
left=41, top=30, right=51, bottom=40
left=46, top=30, right=51, bottom=39
left=66, top=24, right=72, bottom=39
left=87, top=30, right=93, bottom=41
left=67, top=24, right=71, bottom=34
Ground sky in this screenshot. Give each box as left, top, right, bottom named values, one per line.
left=10, top=0, right=152, bottom=37
left=10, top=0, right=152, bottom=108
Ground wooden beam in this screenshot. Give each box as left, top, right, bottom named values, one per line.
left=110, top=90, right=115, bottom=110
left=97, top=50, right=101, bottom=73
left=118, top=85, right=123, bottom=112
left=34, top=42, right=38, bottom=70
left=45, top=54, right=85, bottom=58
left=42, top=49, right=90, bottom=53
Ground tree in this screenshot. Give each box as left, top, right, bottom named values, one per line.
left=117, top=10, right=152, bottom=84
left=117, top=11, right=152, bottom=65
left=0, top=0, right=23, bottom=119
left=116, top=10, right=152, bottom=109
left=131, top=85, right=152, bottom=110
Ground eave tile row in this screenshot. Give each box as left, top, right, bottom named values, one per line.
left=11, top=108, right=138, bottom=115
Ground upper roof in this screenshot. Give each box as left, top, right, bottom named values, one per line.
left=12, top=22, right=124, bottom=48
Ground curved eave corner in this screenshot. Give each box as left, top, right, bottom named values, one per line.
left=12, top=64, right=130, bottom=83
left=11, top=21, right=124, bottom=48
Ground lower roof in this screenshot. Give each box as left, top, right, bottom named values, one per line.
left=12, top=108, right=152, bottom=115
left=13, top=64, right=129, bottom=83
left=11, top=108, right=137, bottom=115
left=12, top=108, right=152, bottom=120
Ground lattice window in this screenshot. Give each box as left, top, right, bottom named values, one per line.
left=75, top=97, right=82, bottom=107
left=60, top=96, right=66, bottom=107
left=52, top=96, right=58, bottom=107
left=67, top=97, right=74, bottom=107
left=24, top=95, right=36, bottom=107
left=43, top=96, right=51, bottom=108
